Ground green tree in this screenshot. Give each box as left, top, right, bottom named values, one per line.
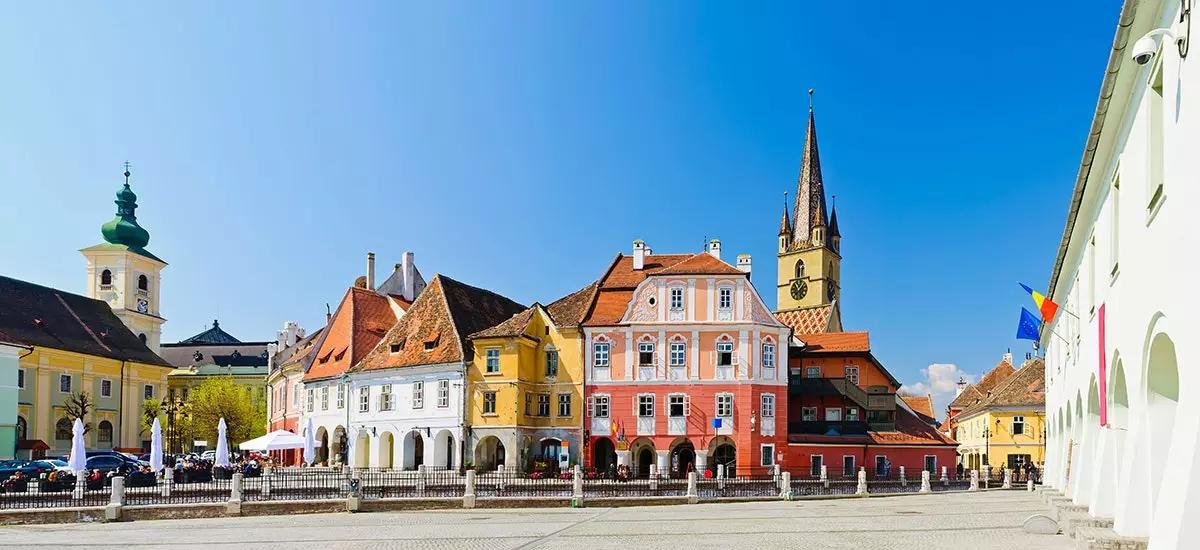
left=64, top=391, right=94, bottom=434
left=141, top=397, right=164, bottom=438
left=182, top=376, right=266, bottom=447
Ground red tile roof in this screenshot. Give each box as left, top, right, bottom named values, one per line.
left=303, top=287, right=398, bottom=382
left=959, top=359, right=1045, bottom=418
left=654, top=253, right=747, bottom=276
left=901, top=394, right=937, bottom=424
left=775, top=306, right=833, bottom=335
left=545, top=281, right=600, bottom=328
left=948, top=359, right=1016, bottom=409
left=800, top=331, right=870, bottom=353
left=787, top=405, right=957, bottom=447
left=584, top=252, right=749, bottom=327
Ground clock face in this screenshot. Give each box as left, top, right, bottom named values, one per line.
left=137, top=299, right=149, bottom=313
left=790, top=280, right=808, bottom=300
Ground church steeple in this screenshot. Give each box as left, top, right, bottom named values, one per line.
left=790, top=90, right=829, bottom=249
left=100, top=164, right=151, bottom=250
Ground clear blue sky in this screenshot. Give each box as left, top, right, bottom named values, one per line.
left=1, top=1, right=1121, bottom=413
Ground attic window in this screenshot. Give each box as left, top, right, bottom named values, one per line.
left=193, top=351, right=204, bottom=362
left=318, top=350, right=333, bottom=364
left=424, top=335, right=440, bottom=351
left=333, top=347, right=347, bottom=361
left=390, top=343, right=401, bottom=353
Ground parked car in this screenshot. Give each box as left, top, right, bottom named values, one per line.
left=200, top=450, right=217, bottom=462
left=84, top=455, right=157, bottom=488
left=32, top=459, right=72, bottom=474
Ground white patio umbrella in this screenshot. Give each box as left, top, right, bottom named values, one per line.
left=214, top=418, right=231, bottom=468
left=67, top=418, right=87, bottom=474
left=149, top=418, right=164, bottom=473
left=304, top=418, right=316, bottom=466
left=238, top=430, right=306, bottom=451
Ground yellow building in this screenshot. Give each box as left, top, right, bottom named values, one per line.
left=160, top=320, right=271, bottom=405
left=466, top=283, right=596, bottom=472
left=953, top=357, right=1047, bottom=470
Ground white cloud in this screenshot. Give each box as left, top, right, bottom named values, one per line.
left=904, top=363, right=976, bottom=419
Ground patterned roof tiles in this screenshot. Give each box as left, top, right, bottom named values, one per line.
left=775, top=306, right=833, bottom=335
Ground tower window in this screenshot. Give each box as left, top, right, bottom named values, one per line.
left=139, top=333, right=147, bottom=344
left=795, top=260, right=805, bottom=279
left=137, top=275, right=149, bottom=292
left=100, top=270, right=113, bottom=287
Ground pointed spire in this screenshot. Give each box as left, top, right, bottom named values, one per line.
left=791, top=89, right=828, bottom=248
left=829, top=196, right=841, bottom=238
left=779, top=192, right=791, bottom=236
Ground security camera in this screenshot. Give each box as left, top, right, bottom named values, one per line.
left=1131, top=27, right=1180, bottom=66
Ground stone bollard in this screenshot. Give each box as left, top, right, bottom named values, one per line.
left=347, top=470, right=362, bottom=512
left=417, top=465, right=427, bottom=496
left=162, top=466, right=173, bottom=497
left=716, top=464, right=725, bottom=490
left=571, top=465, right=584, bottom=507
left=1027, top=477, right=1034, bottom=492
left=983, top=465, right=991, bottom=489
left=73, top=471, right=86, bottom=500
left=262, top=466, right=272, bottom=500
left=919, top=470, right=931, bottom=493
left=686, top=471, right=698, bottom=504
left=227, top=473, right=244, bottom=515
left=105, top=476, right=124, bottom=521
left=649, top=465, right=658, bottom=491
left=820, top=465, right=828, bottom=488
left=497, top=464, right=505, bottom=476
left=780, top=471, right=792, bottom=500
left=969, top=469, right=979, bottom=491
left=856, top=467, right=868, bottom=496
left=900, top=466, right=907, bottom=487
left=463, top=470, right=477, bottom=509
left=1002, top=468, right=1012, bottom=489
left=940, top=466, right=948, bottom=484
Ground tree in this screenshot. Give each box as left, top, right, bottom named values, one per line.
left=141, top=397, right=164, bottom=438
left=63, top=391, right=94, bottom=434
left=182, top=376, right=266, bottom=447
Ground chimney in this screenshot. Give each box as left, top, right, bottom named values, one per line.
left=1002, top=349, right=1013, bottom=365
left=955, top=377, right=967, bottom=397
left=708, top=239, right=721, bottom=261
left=366, top=252, right=376, bottom=291
left=402, top=252, right=416, bottom=301
left=736, top=254, right=751, bottom=276
left=275, top=329, right=287, bottom=350
left=284, top=321, right=300, bottom=346
left=326, top=303, right=332, bottom=324
left=632, top=240, right=647, bottom=270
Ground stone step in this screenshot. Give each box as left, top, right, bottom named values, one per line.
left=1039, top=488, right=1063, bottom=504
left=1074, top=526, right=1148, bottom=550
left=1049, top=499, right=1089, bottom=520
left=1058, top=510, right=1114, bottom=538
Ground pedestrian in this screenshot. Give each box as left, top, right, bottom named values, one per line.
left=956, top=461, right=964, bottom=479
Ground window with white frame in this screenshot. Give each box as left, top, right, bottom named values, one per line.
left=669, top=287, right=685, bottom=310
left=593, top=342, right=610, bottom=367
left=801, top=407, right=817, bottom=421
left=293, top=383, right=300, bottom=406
left=638, top=394, right=655, bottom=417
left=1012, top=415, right=1025, bottom=435
left=593, top=395, right=610, bottom=418
left=716, top=393, right=733, bottom=418
left=307, top=389, right=315, bottom=412
left=524, top=391, right=532, bottom=416
left=437, top=379, right=449, bottom=408
left=100, top=379, right=112, bottom=398
left=337, top=384, right=345, bottom=409
left=410, top=382, right=421, bottom=409
left=716, top=342, right=733, bottom=366
left=924, top=455, right=937, bottom=473
left=545, top=350, right=559, bottom=377
left=805, top=366, right=820, bottom=378
left=668, top=394, right=687, bottom=417
left=359, top=386, right=370, bottom=412
left=144, top=384, right=154, bottom=400
left=482, top=391, right=497, bottom=415
left=826, top=408, right=842, bottom=421
left=638, top=342, right=655, bottom=366
left=59, top=374, right=71, bottom=393
left=557, top=393, right=571, bottom=417
left=844, top=365, right=859, bottom=385
left=537, top=393, right=550, bottom=417
left=321, top=386, right=329, bottom=410
left=762, top=343, right=776, bottom=369
left=761, top=444, right=775, bottom=467
left=843, top=455, right=855, bottom=473
left=669, top=342, right=686, bottom=366
left=485, top=348, right=500, bottom=373
left=760, top=393, right=775, bottom=419
left=718, top=287, right=733, bottom=309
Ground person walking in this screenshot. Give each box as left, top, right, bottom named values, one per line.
left=956, top=461, right=964, bottom=479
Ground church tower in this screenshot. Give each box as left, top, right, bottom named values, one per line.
left=80, top=165, right=168, bottom=353
left=776, top=91, right=842, bottom=332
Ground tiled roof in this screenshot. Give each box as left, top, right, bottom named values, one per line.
left=775, top=306, right=833, bottom=335
left=470, top=306, right=538, bottom=340
left=959, top=359, right=1046, bottom=418
left=584, top=253, right=747, bottom=327
left=178, top=320, right=242, bottom=344
left=545, top=281, right=599, bottom=328
left=302, top=287, right=398, bottom=382
left=901, top=394, right=937, bottom=424
left=0, top=275, right=171, bottom=367
left=788, top=405, right=957, bottom=447
left=654, top=253, right=746, bottom=276
left=789, top=108, right=829, bottom=250
left=600, top=254, right=692, bottom=289
left=800, top=331, right=870, bottom=353
left=159, top=343, right=270, bottom=369
left=355, top=275, right=525, bottom=372
left=947, top=359, right=1015, bottom=409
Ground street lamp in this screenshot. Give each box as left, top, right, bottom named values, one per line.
left=161, top=399, right=188, bottom=454
left=340, top=373, right=351, bottom=467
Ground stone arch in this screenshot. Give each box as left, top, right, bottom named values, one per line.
left=377, top=431, right=395, bottom=469
left=668, top=437, right=696, bottom=478
left=315, top=426, right=330, bottom=465
left=97, top=420, right=114, bottom=447
left=433, top=430, right=455, bottom=470
left=54, top=418, right=71, bottom=441
left=401, top=430, right=425, bottom=470
left=331, top=426, right=347, bottom=466
left=629, top=437, right=656, bottom=478
left=591, top=437, right=616, bottom=474
left=352, top=430, right=371, bottom=468
left=708, top=435, right=737, bottom=477
left=1143, top=319, right=1178, bottom=519
left=1074, top=375, right=1101, bottom=505
left=474, top=435, right=506, bottom=471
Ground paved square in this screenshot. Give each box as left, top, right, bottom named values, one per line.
left=0, top=491, right=1068, bottom=549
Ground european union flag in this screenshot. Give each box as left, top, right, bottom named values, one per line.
left=1016, top=307, right=1042, bottom=341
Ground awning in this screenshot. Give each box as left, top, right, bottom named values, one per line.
left=16, top=439, right=50, bottom=451
left=238, top=430, right=308, bottom=451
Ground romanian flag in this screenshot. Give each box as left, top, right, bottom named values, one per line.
left=1019, top=283, right=1059, bottom=324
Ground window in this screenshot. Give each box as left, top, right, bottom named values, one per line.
left=1110, top=176, right=1120, bottom=275
left=182, top=388, right=188, bottom=401
left=593, top=343, right=610, bottom=367
left=846, top=407, right=859, bottom=422
left=307, top=389, right=314, bottom=412
left=1148, top=60, right=1165, bottom=213
left=59, top=375, right=71, bottom=393
left=875, top=455, right=887, bottom=475
left=55, top=418, right=71, bottom=440
left=669, top=342, right=686, bottom=366
left=337, top=384, right=345, bottom=409
left=761, top=343, right=775, bottom=369
left=795, top=260, right=805, bottom=279
left=716, top=393, right=733, bottom=418
left=638, top=394, right=655, bottom=417
left=437, top=379, right=449, bottom=408
left=293, top=384, right=300, bottom=405
left=482, top=392, right=497, bottom=415
left=558, top=393, right=571, bottom=417
left=638, top=342, right=655, bottom=366
left=409, top=382, right=421, bottom=409
left=761, top=444, right=775, bottom=467
left=844, top=365, right=859, bottom=385
left=801, top=407, right=817, bottom=421
left=139, top=333, right=147, bottom=344
left=1012, top=415, right=1025, bottom=436
left=321, top=387, right=329, bottom=410
left=924, top=455, right=937, bottom=473
left=536, top=393, right=550, bottom=417
left=525, top=392, right=533, bottom=416
left=17, top=369, right=24, bottom=390
left=843, top=456, right=855, bottom=474
left=100, top=379, right=112, bottom=398
left=1088, top=235, right=1096, bottom=313
left=810, top=455, right=823, bottom=477
left=593, top=395, right=610, bottom=418
left=805, top=366, right=820, bottom=378
left=143, top=384, right=154, bottom=400
left=545, top=350, right=559, bottom=377
left=137, top=274, right=148, bottom=291
left=100, top=269, right=113, bottom=287
left=760, top=394, right=775, bottom=419
left=718, top=287, right=732, bottom=309
left=485, top=349, right=500, bottom=373
left=716, top=342, right=733, bottom=366
left=98, top=421, right=113, bottom=444
left=669, top=287, right=684, bottom=310
left=826, top=408, right=842, bottom=421
left=359, top=386, right=369, bottom=413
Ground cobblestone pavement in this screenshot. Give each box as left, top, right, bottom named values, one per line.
left=0, top=490, right=1068, bottom=549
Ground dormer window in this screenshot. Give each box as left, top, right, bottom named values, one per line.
left=100, top=269, right=113, bottom=288
left=390, top=343, right=402, bottom=353
left=424, top=334, right=439, bottom=351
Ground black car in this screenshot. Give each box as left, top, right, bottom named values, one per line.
left=83, top=455, right=156, bottom=486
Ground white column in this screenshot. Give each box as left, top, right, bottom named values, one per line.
left=657, top=281, right=667, bottom=322
left=691, top=330, right=700, bottom=380
left=696, top=450, right=709, bottom=473
left=687, top=280, right=696, bottom=321
left=617, top=450, right=631, bottom=467
left=738, top=331, right=749, bottom=380
left=752, top=331, right=761, bottom=380
left=735, top=280, right=745, bottom=321
left=657, top=450, right=669, bottom=478
left=707, top=283, right=715, bottom=320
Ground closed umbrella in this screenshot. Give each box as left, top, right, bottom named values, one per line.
left=149, top=418, right=164, bottom=473
left=215, top=418, right=231, bottom=468
left=304, top=418, right=316, bottom=466
left=68, top=418, right=87, bottom=474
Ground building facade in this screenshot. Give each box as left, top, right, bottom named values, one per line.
left=1040, top=1, right=1199, bottom=546
left=583, top=242, right=791, bottom=478
left=266, top=321, right=320, bottom=466
left=951, top=356, right=1046, bottom=471
left=467, top=283, right=594, bottom=472
left=160, top=320, right=271, bottom=404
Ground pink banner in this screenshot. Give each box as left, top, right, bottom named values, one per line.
left=1098, top=303, right=1107, bottom=426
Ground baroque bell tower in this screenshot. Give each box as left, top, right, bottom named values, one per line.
left=776, top=91, right=842, bottom=332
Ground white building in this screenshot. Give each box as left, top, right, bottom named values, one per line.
left=1040, top=1, right=1198, bottom=547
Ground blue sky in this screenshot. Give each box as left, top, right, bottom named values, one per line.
left=1, top=1, right=1121, bottom=413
